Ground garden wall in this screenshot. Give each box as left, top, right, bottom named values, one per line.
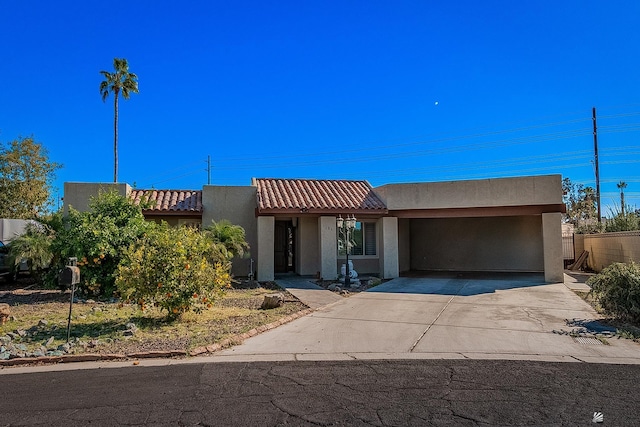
left=580, top=231, right=640, bottom=272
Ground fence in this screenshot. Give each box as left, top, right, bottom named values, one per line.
left=562, top=233, right=575, bottom=262
left=577, top=231, right=640, bottom=272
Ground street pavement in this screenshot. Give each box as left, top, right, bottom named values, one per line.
left=216, top=273, right=640, bottom=364
left=2, top=359, right=640, bottom=426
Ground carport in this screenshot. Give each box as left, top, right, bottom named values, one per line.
left=374, top=175, right=565, bottom=282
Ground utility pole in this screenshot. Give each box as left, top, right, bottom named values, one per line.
left=206, top=155, right=211, bottom=185
left=592, top=107, right=602, bottom=223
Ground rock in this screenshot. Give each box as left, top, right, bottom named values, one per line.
left=16, top=329, right=27, bottom=337
left=85, top=299, right=96, bottom=304
left=0, top=352, right=9, bottom=360
left=327, top=284, right=340, bottom=291
left=45, top=336, right=55, bottom=347
left=16, top=344, right=27, bottom=352
left=91, top=306, right=102, bottom=312
left=38, top=319, right=49, bottom=327
left=31, top=349, right=45, bottom=357
left=58, top=343, right=71, bottom=353
left=261, top=293, right=284, bottom=309
left=123, top=323, right=137, bottom=336
left=47, top=350, right=64, bottom=356
left=0, top=303, right=10, bottom=324
left=6, top=332, right=18, bottom=340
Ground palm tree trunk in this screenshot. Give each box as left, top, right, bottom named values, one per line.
left=113, top=92, right=119, bottom=183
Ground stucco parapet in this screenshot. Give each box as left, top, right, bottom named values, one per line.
left=375, top=175, right=563, bottom=210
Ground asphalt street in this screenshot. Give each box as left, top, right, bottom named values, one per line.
left=2, top=359, right=640, bottom=426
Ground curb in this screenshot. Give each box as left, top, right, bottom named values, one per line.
left=0, top=307, right=314, bottom=368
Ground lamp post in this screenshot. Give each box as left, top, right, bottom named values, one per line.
left=337, top=214, right=357, bottom=287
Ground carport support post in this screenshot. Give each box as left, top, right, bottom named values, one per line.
left=542, top=212, right=563, bottom=283
left=379, top=216, right=399, bottom=279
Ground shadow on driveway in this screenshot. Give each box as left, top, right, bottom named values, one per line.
left=368, top=271, right=547, bottom=296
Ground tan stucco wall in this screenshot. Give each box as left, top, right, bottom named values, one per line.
left=379, top=216, right=399, bottom=278
left=374, top=175, right=562, bottom=210
left=257, top=216, right=275, bottom=281
left=318, top=216, right=338, bottom=280
left=296, top=216, right=319, bottom=276
left=409, top=216, right=544, bottom=272
left=63, top=182, right=131, bottom=214
left=542, top=212, right=564, bottom=282
left=583, top=231, right=640, bottom=272
left=202, top=185, right=257, bottom=278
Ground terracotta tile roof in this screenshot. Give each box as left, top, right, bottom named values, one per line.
left=129, top=190, right=203, bottom=215
left=254, top=178, right=387, bottom=214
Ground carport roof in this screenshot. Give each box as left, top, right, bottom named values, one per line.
left=254, top=178, right=388, bottom=215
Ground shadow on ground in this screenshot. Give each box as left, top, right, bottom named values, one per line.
left=367, top=271, right=548, bottom=296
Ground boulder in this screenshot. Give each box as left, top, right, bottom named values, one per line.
left=261, top=293, right=284, bottom=310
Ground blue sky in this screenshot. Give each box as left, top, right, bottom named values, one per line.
left=2, top=1, right=640, bottom=213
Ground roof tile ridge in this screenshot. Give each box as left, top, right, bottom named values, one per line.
left=319, top=180, right=337, bottom=210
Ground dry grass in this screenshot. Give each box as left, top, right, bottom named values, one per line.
left=0, top=286, right=307, bottom=355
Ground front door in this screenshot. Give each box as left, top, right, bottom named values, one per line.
left=274, top=221, right=294, bottom=273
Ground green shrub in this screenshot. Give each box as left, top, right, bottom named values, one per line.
left=50, top=190, right=150, bottom=296
left=116, top=224, right=232, bottom=320
left=203, top=219, right=250, bottom=260
left=8, top=222, right=54, bottom=282
left=588, top=262, right=640, bottom=323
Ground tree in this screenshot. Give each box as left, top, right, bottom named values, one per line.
left=99, top=58, right=139, bottom=183
left=116, top=224, right=231, bottom=320
left=617, top=181, right=628, bottom=216
left=562, top=177, right=599, bottom=233
left=203, top=220, right=250, bottom=260
left=50, top=190, right=150, bottom=296
left=8, top=222, right=55, bottom=282
left=0, top=136, right=61, bottom=219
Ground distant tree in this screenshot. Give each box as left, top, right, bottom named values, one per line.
left=99, top=58, right=139, bottom=183
left=0, top=136, right=61, bottom=219
left=562, top=178, right=599, bottom=233
left=617, top=181, right=628, bottom=216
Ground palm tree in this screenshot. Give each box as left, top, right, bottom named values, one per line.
left=203, top=220, right=250, bottom=260
left=99, top=58, right=139, bottom=183
left=617, top=181, right=628, bottom=215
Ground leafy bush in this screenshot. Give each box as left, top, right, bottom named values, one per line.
left=203, top=219, right=250, bottom=260
left=588, top=262, right=640, bottom=323
left=8, top=222, right=54, bottom=281
left=116, top=224, right=232, bottom=320
left=50, top=190, right=150, bottom=296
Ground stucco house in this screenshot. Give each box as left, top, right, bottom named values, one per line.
left=63, top=174, right=566, bottom=283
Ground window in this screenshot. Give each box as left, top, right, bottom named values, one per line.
left=338, top=221, right=376, bottom=256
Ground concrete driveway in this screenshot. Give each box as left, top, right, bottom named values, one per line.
left=217, top=274, right=640, bottom=364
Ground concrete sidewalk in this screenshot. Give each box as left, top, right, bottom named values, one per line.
left=275, top=276, right=343, bottom=309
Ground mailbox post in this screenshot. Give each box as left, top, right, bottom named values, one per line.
left=59, top=257, right=81, bottom=343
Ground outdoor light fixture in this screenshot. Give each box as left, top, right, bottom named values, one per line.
left=337, top=214, right=357, bottom=287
